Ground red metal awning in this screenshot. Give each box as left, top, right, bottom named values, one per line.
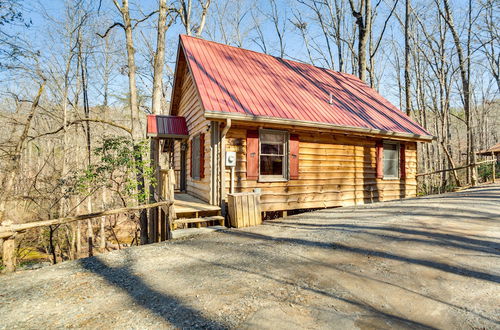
left=146, top=115, right=189, bottom=139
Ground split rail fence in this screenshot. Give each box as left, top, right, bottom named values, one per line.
left=0, top=200, right=173, bottom=273
left=416, top=159, right=496, bottom=180
left=416, top=159, right=497, bottom=194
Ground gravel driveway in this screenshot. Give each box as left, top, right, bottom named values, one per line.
left=1, top=184, right=499, bottom=329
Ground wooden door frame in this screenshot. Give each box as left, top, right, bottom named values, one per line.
left=210, top=122, right=221, bottom=205
left=180, top=141, right=187, bottom=192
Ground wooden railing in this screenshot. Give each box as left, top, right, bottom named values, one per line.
left=174, top=169, right=181, bottom=191
left=416, top=159, right=496, bottom=181
left=0, top=200, right=173, bottom=273
left=161, top=169, right=181, bottom=193
left=416, top=159, right=497, bottom=195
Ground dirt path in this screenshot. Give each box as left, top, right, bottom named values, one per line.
left=1, top=184, right=499, bottom=329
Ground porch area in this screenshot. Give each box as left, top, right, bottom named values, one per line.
left=171, top=193, right=224, bottom=234
left=148, top=114, right=225, bottom=239
left=173, top=193, right=221, bottom=218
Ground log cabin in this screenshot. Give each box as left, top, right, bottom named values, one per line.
left=147, top=35, right=433, bottom=223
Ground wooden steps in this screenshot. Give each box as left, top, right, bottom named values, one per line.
left=171, top=193, right=223, bottom=230
left=174, top=216, right=224, bottom=225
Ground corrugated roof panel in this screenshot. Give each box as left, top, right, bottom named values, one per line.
left=146, top=115, right=189, bottom=138
left=147, top=114, right=157, bottom=135
left=179, top=35, right=432, bottom=138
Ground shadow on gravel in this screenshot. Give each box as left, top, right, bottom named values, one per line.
left=78, top=253, right=227, bottom=329
left=222, top=231, right=500, bottom=284
left=181, top=252, right=437, bottom=330
left=269, top=222, right=500, bottom=256
left=303, top=206, right=500, bottom=222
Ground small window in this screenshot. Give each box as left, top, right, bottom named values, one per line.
left=383, top=142, right=399, bottom=179
left=259, top=129, right=288, bottom=181
left=191, top=135, right=201, bottom=180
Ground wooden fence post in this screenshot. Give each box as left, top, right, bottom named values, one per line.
left=166, top=203, right=172, bottom=240
left=86, top=198, right=94, bottom=257
left=2, top=236, right=16, bottom=273
left=100, top=189, right=107, bottom=251
left=492, top=153, right=496, bottom=184
left=1, top=220, right=15, bottom=272
left=100, top=217, right=106, bottom=251
left=76, top=220, right=81, bottom=256
left=0, top=221, right=17, bottom=273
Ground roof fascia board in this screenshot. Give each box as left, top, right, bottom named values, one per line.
left=177, top=35, right=208, bottom=115
left=147, top=133, right=189, bottom=139
left=168, top=41, right=184, bottom=116
left=204, top=111, right=435, bottom=142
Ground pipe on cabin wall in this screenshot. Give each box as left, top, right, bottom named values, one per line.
left=220, top=119, right=231, bottom=216
left=230, top=167, right=236, bottom=194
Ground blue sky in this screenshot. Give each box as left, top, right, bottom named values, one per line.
left=3, top=0, right=495, bottom=111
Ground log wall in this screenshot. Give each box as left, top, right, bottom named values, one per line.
left=172, top=64, right=419, bottom=211
left=173, top=69, right=211, bottom=202
left=224, top=124, right=418, bottom=212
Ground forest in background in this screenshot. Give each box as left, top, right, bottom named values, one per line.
left=0, top=0, right=498, bottom=265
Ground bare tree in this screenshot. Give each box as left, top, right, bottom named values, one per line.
left=348, top=0, right=371, bottom=81
left=0, top=81, right=45, bottom=222
left=206, top=0, right=254, bottom=47
left=477, top=0, right=499, bottom=92
left=177, top=0, right=212, bottom=36
left=404, top=0, right=411, bottom=116
left=152, top=0, right=169, bottom=116
left=297, top=0, right=335, bottom=68
left=110, top=0, right=140, bottom=138
left=440, top=0, right=477, bottom=185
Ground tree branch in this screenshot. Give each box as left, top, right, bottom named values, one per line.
left=28, top=119, right=132, bottom=141
left=370, top=0, right=400, bottom=58
left=132, top=10, right=159, bottom=29
left=96, top=22, right=125, bottom=38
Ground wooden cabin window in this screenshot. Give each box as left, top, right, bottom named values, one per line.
left=383, top=142, right=400, bottom=179
left=191, top=134, right=201, bottom=180
left=259, top=129, right=288, bottom=181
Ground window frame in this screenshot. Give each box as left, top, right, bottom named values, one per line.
left=191, top=134, right=201, bottom=180
left=382, top=141, right=400, bottom=180
left=258, top=129, right=289, bottom=182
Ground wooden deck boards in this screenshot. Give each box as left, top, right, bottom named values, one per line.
left=174, top=193, right=220, bottom=215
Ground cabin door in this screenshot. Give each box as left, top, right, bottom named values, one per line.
left=180, top=142, right=187, bottom=192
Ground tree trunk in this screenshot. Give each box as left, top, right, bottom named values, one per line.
left=114, top=0, right=139, bottom=138
left=86, top=198, right=93, bottom=257
left=349, top=0, right=371, bottom=82
left=151, top=0, right=167, bottom=116
left=404, top=0, right=411, bottom=116
left=442, top=0, right=477, bottom=185
left=113, top=0, right=148, bottom=243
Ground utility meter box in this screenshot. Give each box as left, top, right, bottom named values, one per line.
left=226, top=151, right=236, bottom=167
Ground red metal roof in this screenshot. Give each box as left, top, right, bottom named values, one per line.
left=177, top=35, right=432, bottom=139
left=146, top=115, right=189, bottom=138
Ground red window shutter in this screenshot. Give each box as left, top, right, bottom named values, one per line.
left=246, top=130, right=259, bottom=180
left=400, top=144, right=406, bottom=179
left=199, top=133, right=205, bottom=179
left=376, top=141, right=384, bottom=179
left=190, top=139, right=193, bottom=178
left=289, top=134, right=299, bottom=179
